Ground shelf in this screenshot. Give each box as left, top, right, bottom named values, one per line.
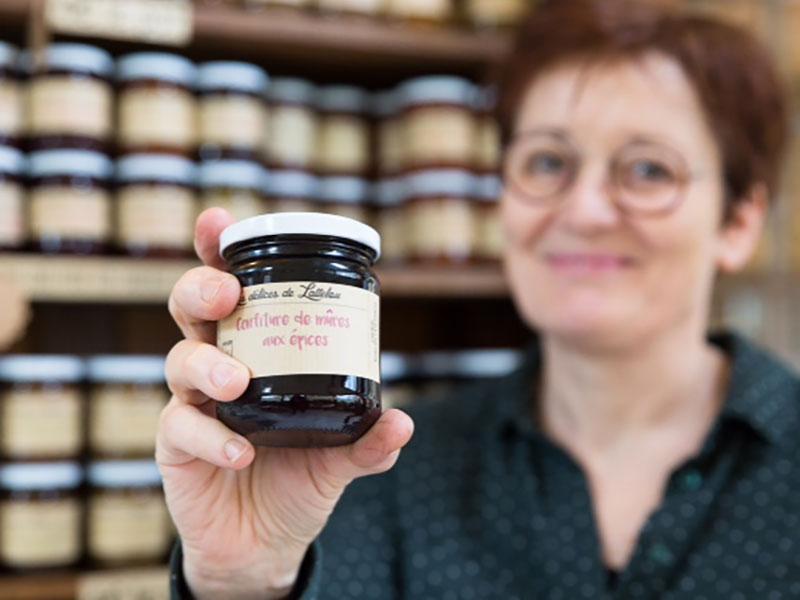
left=0, top=254, right=509, bottom=303
left=0, top=566, right=169, bottom=600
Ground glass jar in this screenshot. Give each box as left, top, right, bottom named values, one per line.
left=116, top=154, right=198, bottom=258
left=86, top=356, right=168, bottom=459
left=266, top=168, right=320, bottom=213
left=0, top=356, right=85, bottom=461
left=405, top=168, right=479, bottom=263
left=27, top=43, right=113, bottom=152
left=0, top=146, right=25, bottom=250
left=315, top=86, right=370, bottom=176
left=473, top=87, right=501, bottom=174
left=199, top=160, right=268, bottom=222
left=317, top=176, right=370, bottom=222
left=0, top=42, right=22, bottom=147
left=379, top=353, right=414, bottom=409
left=399, top=76, right=477, bottom=170
left=28, top=149, right=113, bottom=255
left=385, top=0, right=453, bottom=24
left=373, top=177, right=408, bottom=264
left=372, top=88, right=405, bottom=177
left=217, top=212, right=382, bottom=447
left=0, top=462, right=82, bottom=570
left=117, top=52, right=197, bottom=156
left=474, top=174, right=504, bottom=262
left=464, top=0, right=529, bottom=29
left=197, top=61, right=269, bottom=162
left=86, top=460, right=170, bottom=566
left=317, top=0, right=386, bottom=17
left=265, top=78, right=318, bottom=170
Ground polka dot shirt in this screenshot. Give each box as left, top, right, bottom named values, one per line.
left=171, top=331, right=800, bottom=599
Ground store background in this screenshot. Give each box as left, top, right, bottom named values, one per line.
left=0, top=0, right=797, bottom=598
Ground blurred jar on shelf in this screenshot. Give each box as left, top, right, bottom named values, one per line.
left=116, top=154, right=198, bottom=257
left=27, top=43, right=113, bottom=152
left=372, top=88, right=405, bottom=177
left=399, top=76, right=477, bottom=170
left=317, top=175, right=370, bottom=222
left=317, top=0, right=386, bottom=17
left=86, top=460, right=171, bottom=566
left=243, top=0, right=313, bottom=11
left=315, top=85, right=371, bottom=176
left=474, top=174, right=503, bottom=262
left=0, top=145, right=25, bottom=250
left=265, top=77, right=318, bottom=170
left=28, top=149, right=113, bottom=255
left=463, top=0, right=529, bottom=29
left=380, top=352, right=415, bottom=409
left=87, top=356, right=168, bottom=459
left=0, top=42, right=22, bottom=148
left=385, top=0, right=454, bottom=24
left=198, top=61, right=269, bottom=162
left=265, top=168, right=320, bottom=213
left=473, top=86, right=501, bottom=174
left=373, top=176, right=408, bottom=264
left=117, top=52, right=197, bottom=156
left=0, top=462, right=83, bottom=571
left=0, top=356, right=85, bottom=461
left=405, top=168, right=479, bottom=264
left=199, top=159, right=268, bottom=222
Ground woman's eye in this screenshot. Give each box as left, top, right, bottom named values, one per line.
left=527, top=152, right=566, bottom=175
left=631, top=160, right=673, bottom=182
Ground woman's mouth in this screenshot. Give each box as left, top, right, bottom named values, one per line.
left=545, top=253, right=636, bottom=274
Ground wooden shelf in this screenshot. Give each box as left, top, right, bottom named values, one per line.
left=0, top=566, right=169, bottom=600
left=0, top=572, right=75, bottom=600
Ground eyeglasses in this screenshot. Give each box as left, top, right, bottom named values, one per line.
left=503, top=131, right=700, bottom=216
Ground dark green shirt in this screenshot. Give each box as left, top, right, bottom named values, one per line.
left=172, top=332, right=800, bottom=599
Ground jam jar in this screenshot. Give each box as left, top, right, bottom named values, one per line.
left=265, top=168, right=320, bottom=213
left=315, top=85, right=370, bottom=176
left=200, top=160, right=268, bottom=222
left=28, top=149, right=113, bottom=255
left=474, top=174, right=504, bottom=262
left=0, top=42, right=22, bottom=148
left=217, top=212, right=382, bottom=447
left=265, top=78, right=318, bottom=170
left=27, top=43, right=114, bottom=152
left=0, top=462, right=83, bottom=571
left=0, top=145, right=25, bottom=250
left=373, top=177, right=408, bottom=264
left=197, top=61, right=269, bottom=162
left=317, top=175, right=370, bottom=222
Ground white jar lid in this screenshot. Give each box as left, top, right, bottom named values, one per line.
left=269, top=77, right=316, bottom=104
left=0, top=145, right=25, bottom=175
left=476, top=175, right=503, bottom=202
left=453, top=349, right=523, bottom=378
left=0, top=355, right=85, bottom=383
left=0, top=462, right=82, bottom=491
left=399, top=75, right=476, bottom=108
left=317, top=176, right=370, bottom=204
left=220, top=212, right=381, bottom=259
left=404, top=169, right=478, bottom=199
left=29, top=149, right=113, bottom=180
left=371, top=88, right=401, bottom=118
left=374, top=178, right=406, bottom=207
left=198, top=61, right=269, bottom=94
left=87, top=460, right=162, bottom=488
left=0, top=41, right=18, bottom=70
left=117, top=154, right=197, bottom=186
left=381, top=352, right=410, bottom=382
left=199, top=160, right=267, bottom=191
left=265, top=169, right=319, bottom=199
left=41, top=43, right=114, bottom=76
left=117, top=52, right=197, bottom=86
left=317, top=85, right=368, bottom=113
left=86, top=355, right=166, bottom=384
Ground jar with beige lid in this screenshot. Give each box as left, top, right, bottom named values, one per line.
left=27, top=43, right=113, bottom=152
left=0, top=356, right=85, bottom=461
left=0, top=462, right=83, bottom=571
left=474, top=174, right=504, bottom=262
left=0, top=146, right=25, bottom=250
left=28, top=149, right=113, bottom=255
left=399, top=76, right=477, bottom=170
left=265, top=168, right=320, bottom=213
left=86, top=460, right=171, bottom=566
left=316, top=85, right=371, bottom=176
left=385, top=0, right=453, bottom=24
left=372, top=88, right=405, bottom=177
left=0, top=42, right=22, bottom=148
left=373, top=177, right=408, bottom=264
left=464, top=0, right=529, bottom=29
left=116, top=154, right=198, bottom=257
left=265, top=77, right=318, bottom=170
left=317, top=176, right=371, bottom=223
left=197, top=61, right=269, bottom=162
left=317, top=0, right=386, bottom=17
left=473, top=86, right=502, bottom=174
left=405, top=168, right=480, bottom=263
left=117, top=52, right=197, bottom=156
left=86, top=356, right=168, bottom=459
left=199, top=160, right=268, bottom=222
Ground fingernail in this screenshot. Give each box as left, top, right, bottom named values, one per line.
left=224, top=439, right=247, bottom=463
left=211, top=362, right=237, bottom=388
left=200, top=279, right=224, bottom=304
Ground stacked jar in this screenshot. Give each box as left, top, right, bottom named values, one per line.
left=199, top=159, right=268, bottom=222
left=317, top=0, right=387, bottom=17
left=265, top=168, right=320, bottom=213
left=0, top=145, right=25, bottom=250
left=462, top=0, right=530, bottom=29
left=385, top=0, right=454, bottom=24
left=0, top=42, right=22, bottom=148
left=265, top=77, right=318, bottom=171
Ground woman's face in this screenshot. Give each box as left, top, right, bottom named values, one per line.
left=501, top=53, right=761, bottom=350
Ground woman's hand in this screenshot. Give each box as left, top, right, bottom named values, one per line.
left=157, top=208, right=415, bottom=600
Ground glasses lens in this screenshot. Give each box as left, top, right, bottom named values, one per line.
left=505, top=135, right=575, bottom=201
left=614, top=143, right=689, bottom=213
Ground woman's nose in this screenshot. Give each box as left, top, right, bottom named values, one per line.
left=558, top=167, right=621, bottom=234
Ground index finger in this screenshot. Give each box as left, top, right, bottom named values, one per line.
left=194, top=207, right=237, bottom=270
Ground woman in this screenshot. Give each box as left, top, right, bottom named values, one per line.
left=160, top=1, right=799, bottom=597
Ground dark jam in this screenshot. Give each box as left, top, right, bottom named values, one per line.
left=218, top=233, right=381, bottom=447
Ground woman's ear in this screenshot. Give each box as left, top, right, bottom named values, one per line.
left=716, top=183, right=770, bottom=274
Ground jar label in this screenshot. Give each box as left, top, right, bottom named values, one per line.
left=0, top=80, right=22, bottom=136
left=0, top=498, right=80, bottom=566
left=405, top=108, right=475, bottom=166
left=266, top=106, right=317, bottom=167
left=89, top=493, right=170, bottom=561
left=199, top=95, right=266, bottom=149
left=316, top=116, right=370, bottom=173
left=201, top=190, right=264, bottom=223
left=28, top=76, right=112, bottom=138
left=409, top=197, right=477, bottom=259
left=117, top=185, right=197, bottom=249
left=119, top=87, right=196, bottom=148
left=0, top=181, right=24, bottom=246
left=386, top=0, right=451, bottom=18
left=89, top=386, right=169, bottom=455
left=1, top=388, right=83, bottom=457
left=30, top=186, right=111, bottom=241
left=218, top=281, right=380, bottom=382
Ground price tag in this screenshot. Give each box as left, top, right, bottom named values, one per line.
left=76, top=567, right=170, bottom=600
left=45, top=0, right=193, bottom=46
